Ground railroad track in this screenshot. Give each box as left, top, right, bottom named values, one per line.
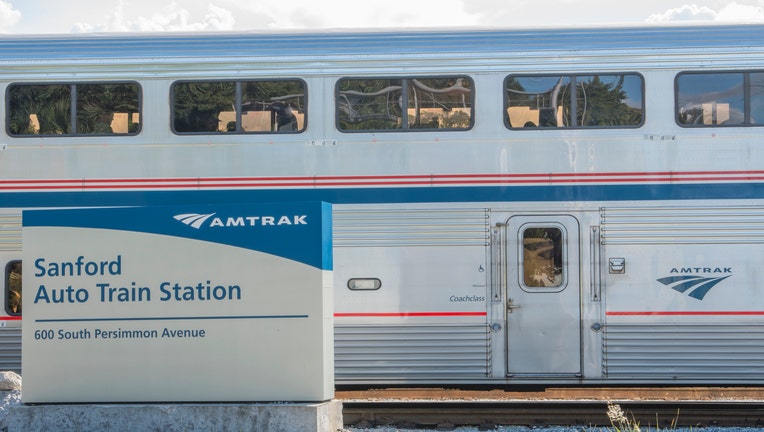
left=337, top=387, right=764, bottom=428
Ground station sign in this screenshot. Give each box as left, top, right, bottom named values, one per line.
left=22, top=201, right=333, bottom=403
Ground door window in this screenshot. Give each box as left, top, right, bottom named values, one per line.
left=522, top=227, right=564, bottom=288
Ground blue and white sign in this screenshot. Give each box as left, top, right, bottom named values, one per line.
left=22, top=202, right=333, bottom=403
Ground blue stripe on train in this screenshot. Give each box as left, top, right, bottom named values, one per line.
left=1, top=182, right=762, bottom=208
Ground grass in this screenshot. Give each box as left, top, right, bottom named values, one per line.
left=604, top=402, right=680, bottom=432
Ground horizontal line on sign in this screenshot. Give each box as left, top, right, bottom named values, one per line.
left=35, top=314, right=309, bottom=323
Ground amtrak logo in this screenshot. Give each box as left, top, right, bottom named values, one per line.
left=174, top=213, right=216, bottom=229
left=174, top=212, right=308, bottom=229
left=657, top=267, right=732, bottom=300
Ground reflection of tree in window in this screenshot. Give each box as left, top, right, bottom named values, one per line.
left=8, top=83, right=140, bottom=135
left=338, top=79, right=403, bottom=131
left=241, top=80, right=305, bottom=132
left=522, top=228, right=563, bottom=287
left=8, top=85, right=71, bottom=135
left=77, top=83, right=140, bottom=134
left=338, top=77, right=472, bottom=131
left=173, top=82, right=234, bottom=132
left=5, top=261, right=21, bottom=315
left=408, top=78, right=472, bottom=129
left=173, top=80, right=305, bottom=133
left=506, top=76, right=569, bottom=127
left=506, top=74, right=642, bottom=128
left=576, top=76, right=643, bottom=126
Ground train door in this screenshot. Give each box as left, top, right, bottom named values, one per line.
left=504, top=215, right=581, bottom=377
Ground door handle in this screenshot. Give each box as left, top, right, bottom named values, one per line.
left=507, top=298, right=521, bottom=312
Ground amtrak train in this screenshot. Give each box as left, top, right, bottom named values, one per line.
left=2, top=24, right=764, bottom=384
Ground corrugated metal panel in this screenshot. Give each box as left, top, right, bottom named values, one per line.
left=600, top=206, right=764, bottom=244
left=604, top=324, right=764, bottom=379
left=335, top=324, right=490, bottom=381
left=0, top=25, right=762, bottom=62
left=0, top=328, right=21, bottom=374
left=333, top=208, right=488, bottom=247
left=0, top=213, right=21, bottom=252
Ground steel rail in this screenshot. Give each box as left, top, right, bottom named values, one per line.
left=342, top=400, right=764, bottom=429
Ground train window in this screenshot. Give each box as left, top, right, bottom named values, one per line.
left=171, top=79, right=306, bottom=134
left=751, top=73, right=764, bottom=124
left=505, top=74, right=644, bottom=129
left=7, top=82, right=141, bottom=136
left=676, top=72, right=746, bottom=126
left=4, top=261, right=20, bottom=316
left=336, top=77, right=473, bottom=132
left=675, top=71, right=764, bottom=126
left=522, top=227, right=563, bottom=288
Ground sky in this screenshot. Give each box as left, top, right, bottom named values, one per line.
left=0, top=0, right=763, bottom=34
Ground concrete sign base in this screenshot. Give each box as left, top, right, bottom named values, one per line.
left=8, top=400, right=343, bottom=432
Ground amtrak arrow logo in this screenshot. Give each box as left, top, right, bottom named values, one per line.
left=173, top=213, right=216, bottom=229
left=656, top=275, right=732, bottom=300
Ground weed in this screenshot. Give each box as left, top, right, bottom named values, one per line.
left=603, top=402, right=680, bottom=432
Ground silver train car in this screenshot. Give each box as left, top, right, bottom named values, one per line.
left=2, top=25, right=764, bottom=384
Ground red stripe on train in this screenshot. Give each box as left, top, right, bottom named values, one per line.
left=607, top=311, right=764, bottom=316
left=335, top=312, right=487, bottom=317
left=3, top=170, right=764, bottom=191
